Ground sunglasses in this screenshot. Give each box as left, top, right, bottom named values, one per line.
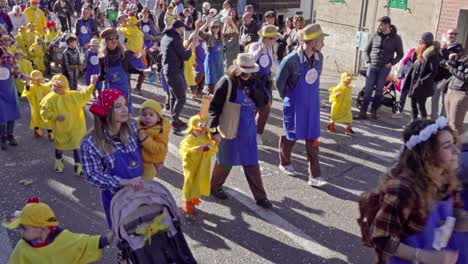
left=448, top=32, right=458, bottom=36
left=107, top=36, right=119, bottom=40
left=211, top=26, right=219, bottom=29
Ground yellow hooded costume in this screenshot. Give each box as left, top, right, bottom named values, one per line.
left=329, top=72, right=353, bottom=124
left=15, top=26, right=28, bottom=55
left=179, top=115, right=218, bottom=202
left=4, top=199, right=102, bottom=264
left=15, top=52, right=34, bottom=94
left=22, top=71, right=52, bottom=130
left=24, top=24, right=40, bottom=59
left=29, top=37, right=46, bottom=71
left=137, top=99, right=170, bottom=180
left=23, top=5, right=47, bottom=38
left=40, top=75, right=94, bottom=150
left=120, top=16, right=144, bottom=54
left=183, top=40, right=196, bottom=87
left=45, top=30, right=61, bottom=44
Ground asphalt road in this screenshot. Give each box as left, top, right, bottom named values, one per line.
left=0, top=72, right=427, bottom=264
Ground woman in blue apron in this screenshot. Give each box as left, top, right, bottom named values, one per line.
left=98, top=28, right=147, bottom=114
left=0, top=61, right=21, bottom=150
left=80, top=89, right=143, bottom=228
left=198, top=18, right=238, bottom=94
left=208, top=53, right=271, bottom=209
left=138, top=8, right=157, bottom=50
left=76, top=5, right=96, bottom=49
left=249, top=25, right=282, bottom=143
left=368, top=118, right=468, bottom=263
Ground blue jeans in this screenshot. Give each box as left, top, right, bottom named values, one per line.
left=237, top=0, right=247, bottom=17
left=360, top=65, right=391, bottom=113
left=431, top=83, right=446, bottom=118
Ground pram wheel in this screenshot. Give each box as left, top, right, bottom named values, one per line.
left=392, top=102, right=400, bottom=114
left=356, top=86, right=365, bottom=109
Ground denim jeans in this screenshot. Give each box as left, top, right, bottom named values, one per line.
left=360, top=65, right=391, bottom=113
left=431, top=83, right=446, bottom=118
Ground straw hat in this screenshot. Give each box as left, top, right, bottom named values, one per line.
left=258, top=25, right=283, bottom=40
left=298, top=24, right=329, bottom=42
left=234, top=53, right=259, bottom=73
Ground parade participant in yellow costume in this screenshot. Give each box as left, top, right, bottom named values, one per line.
left=137, top=99, right=170, bottom=180
left=45, top=21, right=61, bottom=44
left=24, top=23, right=39, bottom=59
left=23, top=0, right=47, bottom=38
left=29, top=36, right=46, bottom=71
left=183, top=39, right=197, bottom=99
left=15, top=50, right=33, bottom=94
left=119, top=16, right=145, bottom=67
left=3, top=197, right=113, bottom=264
left=2, top=35, right=17, bottom=56
left=40, top=74, right=96, bottom=175
left=15, top=25, right=28, bottom=54
left=328, top=72, right=354, bottom=135
left=22, top=70, right=52, bottom=139
left=179, top=114, right=217, bottom=216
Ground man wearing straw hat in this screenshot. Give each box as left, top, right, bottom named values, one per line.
left=276, top=24, right=328, bottom=187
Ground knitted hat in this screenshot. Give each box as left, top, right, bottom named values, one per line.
left=141, top=99, right=163, bottom=118
left=421, top=32, right=434, bottom=45
left=2, top=197, right=58, bottom=229
left=89, top=89, right=125, bottom=117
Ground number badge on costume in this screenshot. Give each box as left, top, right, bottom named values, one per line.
left=90, top=56, right=99, bottom=65
left=259, top=54, right=269, bottom=68
left=305, top=68, right=318, bottom=85
left=0, top=67, right=11, bottom=80
left=142, top=25, right=150, bottom=33
left=80, top=25, right=88, bottom=34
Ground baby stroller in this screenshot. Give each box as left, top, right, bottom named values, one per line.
left=110, top=181, right=197, bottom=264
left=355, top=67, right=400, bottom=113
left=47, top=32, right=73, bottom=74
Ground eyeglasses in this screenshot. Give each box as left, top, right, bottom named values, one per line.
left=448, top=32, right=458, bottom=36
left=211, top=26, right=219, bottom=29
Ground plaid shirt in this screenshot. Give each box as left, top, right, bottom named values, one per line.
left=370, top=175, right=462, bottom=262
left=80, top=120, right=139, bottom=193
left=0, top=45, right=23, bottom=79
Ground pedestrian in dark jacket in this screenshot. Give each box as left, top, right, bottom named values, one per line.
left=444, top=52, right=468, bottom=135
left=53, top=0, right=73, bottom=32
left=160, top=20, right=192, bottom=133
left=404, top=32, right=440, bottom=121
left=355, top=16, right=404, bottom=120
left=62, top=35, right=81, bottom=90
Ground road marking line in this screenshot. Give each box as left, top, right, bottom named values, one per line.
left=167, top=142, right=348, bottom=260
left=225, top=186, right=348, bottom=261
left=0, top=226, right=12, bottom=264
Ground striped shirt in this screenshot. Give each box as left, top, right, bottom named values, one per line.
left=80, top=120, right=139, bottom=193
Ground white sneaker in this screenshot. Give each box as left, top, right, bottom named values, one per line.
left=308, top=177, right=328, bottom=187
left=279, top=164, right=298, bottom=176
left=392, top=112, right=403, bottom=119
left=256, top=134, right=264, bottom=146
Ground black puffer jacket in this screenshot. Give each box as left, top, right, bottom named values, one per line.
left=447, top=54, right=468, bottom=92
left=160, top=27, right=191, bottom=79
left=405, top=45, right=441, bottom=99
left=364, top=25, right=404, bottom=67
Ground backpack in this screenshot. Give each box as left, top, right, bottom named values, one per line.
left=357, top=191, right=384, bottom=247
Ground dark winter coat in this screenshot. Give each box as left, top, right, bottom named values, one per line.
left=364, top=25, right=404, bottom=67
left=160, top=27, right=191, bottom=79
left=447, top=54, right=468, bottom=92
left=435, top=42, right=464, bottom=82
left=404, top=45, right=440, bottom=99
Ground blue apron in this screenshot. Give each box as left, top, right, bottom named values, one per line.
left=105, top=57, right=133, bottom=113
left=256, top=50, right=273, bottom=102
left=130, top=52, right=146, bottom=69
left=389, top=197, right=455, bottom=264
left=101, top=144, right=143, bottom=228
left=204, top=40, right=223, bottom=85
left=85, top=51, right=102, bottom=90
left=448, top=187, right=468, bottom=264
left=0, top=14, right=7, bottom=30
left=283, top=54, right=321, bottom=141
left=139, top=20, right=153, bottom=49
left=0, top=65, right=20, bottom=123
left=195, top=39, right=206, bottom=73
left=217, top=85, right=258, bottom=166
left=78, top=19, right=93, bottom=47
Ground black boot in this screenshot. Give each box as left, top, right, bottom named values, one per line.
left=1, top=137, right=7, bottom=150
left=7, top=135, right=18, bottom=146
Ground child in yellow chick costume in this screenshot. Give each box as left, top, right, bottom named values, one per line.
left=179, top=114, right=218, bottom=216
left=29, top=36, right=47, bottom=71
left=45, top=21, right=62, bottom=44
left=183, top=39, right=197, bottom=99
left=328, top=72, right=354, bottom=135
left=15, top=26, right=29, bottom=55
left=40, top=74, right=96, bottom=175
left=137, top=99, right=170, bottom=180
left=15, top=50, right=34, bottom=94
left=22, top=70, right=53, bottom=139
left=3, top=197, right=113, bottom=264
left=119, top=16, right=145, bottom=68
left=24, top=23, right=40, bottom=59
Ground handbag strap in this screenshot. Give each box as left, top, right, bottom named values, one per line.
left=223, top=75, right=232, bottom=105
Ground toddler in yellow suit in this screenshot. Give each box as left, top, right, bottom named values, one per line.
left=40, top=74, right=96, bottom=175
left=179, top=114, right=217, bottom=216
left=328, top=72, right=354, bottom=135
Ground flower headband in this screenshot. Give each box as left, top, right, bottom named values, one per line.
left=405, top=116, right=448, bottom=150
